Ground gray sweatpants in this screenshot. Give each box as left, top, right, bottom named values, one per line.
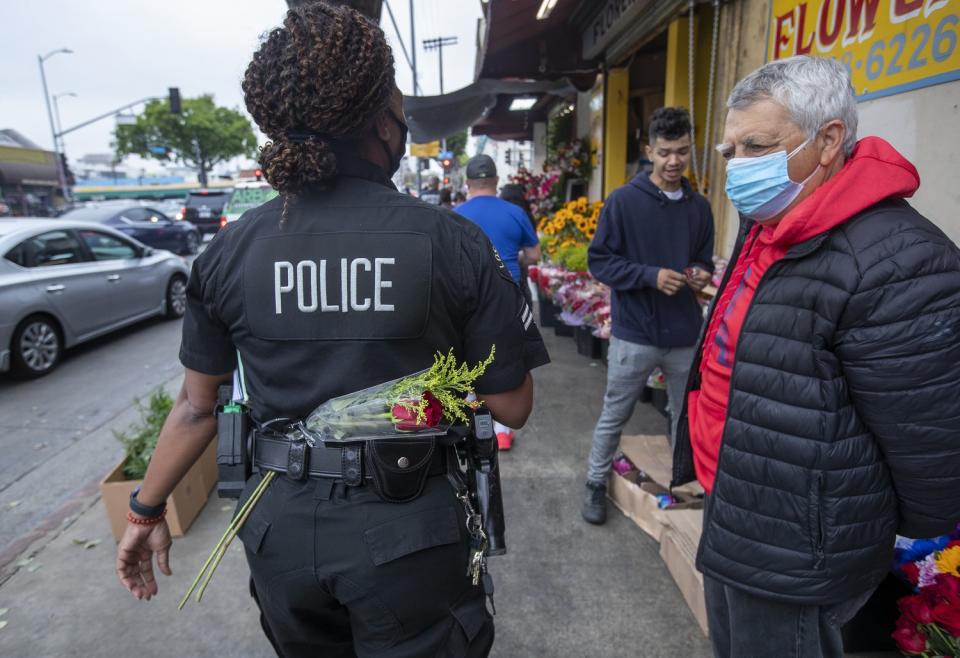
left=586, top=336, right=695, bottom=484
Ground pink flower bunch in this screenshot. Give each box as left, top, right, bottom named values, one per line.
left=546, top=270, right=610, bottom=333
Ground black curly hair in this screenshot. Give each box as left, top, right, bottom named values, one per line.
left=648, top=107, right=692, bottom=145
left=242, top=1, right=396, bottom=224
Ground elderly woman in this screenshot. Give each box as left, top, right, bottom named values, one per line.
left=672, top=55, right=960, bottom=657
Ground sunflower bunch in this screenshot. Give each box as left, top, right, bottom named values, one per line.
left=537, top=197, right=604, bottom=261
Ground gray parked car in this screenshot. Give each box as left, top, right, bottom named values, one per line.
left=0, top=218, right=190, bottom=378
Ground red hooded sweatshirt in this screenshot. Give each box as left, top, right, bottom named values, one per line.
left=688, top=137, right=921, bottom=493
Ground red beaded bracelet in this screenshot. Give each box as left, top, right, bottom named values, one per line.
left=127, top=509, right=167, bottom=526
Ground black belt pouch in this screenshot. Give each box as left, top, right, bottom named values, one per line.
left=365, top=438, right=437, bottom=503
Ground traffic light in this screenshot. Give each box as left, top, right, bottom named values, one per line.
left=168, top=87, right=181, bottom=114
left=444, top=176, right=450, bottom=185
left=439, top=150, right=454, bottom=171
left=255, top=169, right=262, bottom=181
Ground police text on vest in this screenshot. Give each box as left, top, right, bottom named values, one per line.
left=274, top=258, right=395, bottom=314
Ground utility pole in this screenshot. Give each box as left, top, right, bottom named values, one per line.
left=423, top=36, right=458, bottom=154
left=422, top=36, right=458, bottom=95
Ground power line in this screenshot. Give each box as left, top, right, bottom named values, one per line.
left=423, top=36, right=458, bottom=95
left=382, top=0, right=422, bottom=94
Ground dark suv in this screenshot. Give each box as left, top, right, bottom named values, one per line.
left=182, top=189, right=231, bottom=234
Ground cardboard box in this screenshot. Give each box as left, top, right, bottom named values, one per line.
left=607, top=435, right=708, bottom=637
left=607, top=435, right=703, bottom=541
left=608, top=467, right=670, bottom=541
left=660, top=510, right=708, bottom=636
left=196, top=440, right=219, bottom=495
left=99, top=442, right=217, bottom=541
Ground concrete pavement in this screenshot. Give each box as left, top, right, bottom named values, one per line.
left=0, top=317, right=187, bottom=579
left=0, top=324, right=712, bottom=657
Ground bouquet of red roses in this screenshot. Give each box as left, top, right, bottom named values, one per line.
left=297, top=346, right=495, bottom=442
left=892, top=525, right=960, bottom=656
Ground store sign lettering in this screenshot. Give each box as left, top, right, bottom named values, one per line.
left=582, top=0, right=649, bottom=60
left=768, top=0, right=960, bottom=101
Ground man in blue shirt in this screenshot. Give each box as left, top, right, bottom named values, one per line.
left=457, top=155, right=540, bottom=284
left=458, top=154, right=541, bottom=450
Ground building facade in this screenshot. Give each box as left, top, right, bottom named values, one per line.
left=0, top=130, right=61, bottom=216
left=575, top=0, right=960, bottom=254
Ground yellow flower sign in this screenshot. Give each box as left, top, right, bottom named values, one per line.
left=768, top=0, right=960, bottom=101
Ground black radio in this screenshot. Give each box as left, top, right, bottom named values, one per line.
left=215, top=384, right=252, bottom=498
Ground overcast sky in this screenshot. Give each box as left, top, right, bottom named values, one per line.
left=1, top=0, right=482, bottom=164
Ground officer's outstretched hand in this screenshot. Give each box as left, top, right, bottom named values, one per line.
left=116, top=519, right=173, bottom=601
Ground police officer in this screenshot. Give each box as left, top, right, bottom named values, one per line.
left=114, top=4, right=549, bottom=656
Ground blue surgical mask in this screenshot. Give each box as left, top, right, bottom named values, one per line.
left=725, top=139, right=820, bottom=222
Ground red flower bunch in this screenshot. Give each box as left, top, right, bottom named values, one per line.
left=894, top=539, right=960, bottom=655
left=391, top=391, right=443, bottom=431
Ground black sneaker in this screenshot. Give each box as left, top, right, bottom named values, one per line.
left=581, top=481, right=607, bottom=525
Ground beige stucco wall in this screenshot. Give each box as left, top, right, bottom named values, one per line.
left=710, top=1, right=960, bottom=256
left=857, top=80, right=960, bottom=246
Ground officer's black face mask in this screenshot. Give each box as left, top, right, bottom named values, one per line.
left=379, top=109, right=408, bottom=177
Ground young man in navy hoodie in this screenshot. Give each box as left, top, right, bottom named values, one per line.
left=582, top=107, right=714, bottom=525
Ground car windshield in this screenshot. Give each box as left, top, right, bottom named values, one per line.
left=224, top=186, right=278, bottom=214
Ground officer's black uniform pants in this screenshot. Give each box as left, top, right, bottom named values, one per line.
left=237, top=470, right=495, bottom=658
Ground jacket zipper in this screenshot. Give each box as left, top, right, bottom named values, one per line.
left=811, top=472, right=826, bottom=569
left=671, top=221, right=753, bottom=488
left=695, top=258, right=778, bottom=565
left=692, top=229, right=830, bottom=566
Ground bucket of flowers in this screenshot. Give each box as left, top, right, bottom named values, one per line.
left=537, top=197, right=602, bottom=262
left=891, top=524, right=960, bottom=656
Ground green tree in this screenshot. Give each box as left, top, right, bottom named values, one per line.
left=445, top=129, right=468, bottom=158
left=114, top=95, right=257, bottom=186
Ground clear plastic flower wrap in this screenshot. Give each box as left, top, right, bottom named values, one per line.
left=293, top=346, right=495, bottom=443
left=294, top=371, right=450, bottom=442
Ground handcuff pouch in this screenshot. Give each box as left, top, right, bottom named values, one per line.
left=365, top=438, right=436, bottom=503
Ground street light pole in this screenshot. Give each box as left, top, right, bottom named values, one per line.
left=38, top=49, right=73, bottom=205
left=409, top=0, right=421, bottom=195
left=52, top=92, right=77, bottom=152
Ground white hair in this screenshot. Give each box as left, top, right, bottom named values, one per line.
left=727, top=55, right=858, bottom=157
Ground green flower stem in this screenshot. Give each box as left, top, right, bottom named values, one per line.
left=178, top=471, right=275, bottom=610
left=194, top=472, right=270, bottom=603
left=923, top=622, right=957, bottom=654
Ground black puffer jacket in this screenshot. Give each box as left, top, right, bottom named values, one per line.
left=673, top=194, right=960, bottom=604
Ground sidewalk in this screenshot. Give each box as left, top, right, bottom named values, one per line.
left=0, top=327, right=711, bottom=657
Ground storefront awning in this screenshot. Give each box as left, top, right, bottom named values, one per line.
left=476, top=0, right=594, bottom=82
left=0, top=145, right=59, bottom=188
left=403, top=78, right=577, bottom=143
